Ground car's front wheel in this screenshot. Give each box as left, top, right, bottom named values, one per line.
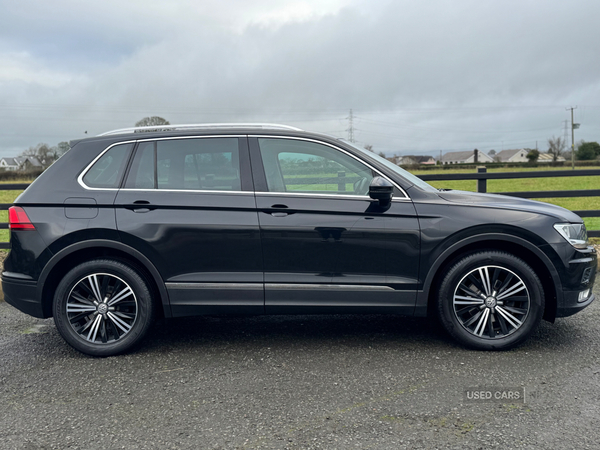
left=53, top=259, right=155, bottom=356
left=437, top=251, right=544, bottom=350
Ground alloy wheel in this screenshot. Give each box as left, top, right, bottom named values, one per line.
left=66, top=273, right=138, bottom=344
left=453, top=265, right=530, bottom=339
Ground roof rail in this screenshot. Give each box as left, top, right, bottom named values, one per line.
left=98, top=123, right=303, bottom=136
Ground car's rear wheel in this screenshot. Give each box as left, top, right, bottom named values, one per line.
left=437, top=251, right=544, bottom=350
left=53, top=259, right=155, bottom=356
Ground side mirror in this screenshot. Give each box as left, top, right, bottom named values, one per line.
left=369, top=176, right=394, bottom=206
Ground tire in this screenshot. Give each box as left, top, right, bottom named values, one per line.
left=436, top=251, right=544, bottom=350
left=53, top=259, right=155, bottom=356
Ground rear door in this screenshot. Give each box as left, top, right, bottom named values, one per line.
left=114, top=136, right=263, bottom=316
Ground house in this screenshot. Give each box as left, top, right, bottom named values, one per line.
left=0, top=156, right=45, bottom=171
left=441, top=150, right=493, bottom=165
left=0, top=157, right=19, bottom=171
left=494, top=149, right=529, bottom=163
left=397, top=155, right=436, bottom=165
left=537, top=153, right=566, bottom=163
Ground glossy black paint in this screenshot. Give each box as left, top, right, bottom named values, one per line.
left=1, top=127, right=596, bottom=326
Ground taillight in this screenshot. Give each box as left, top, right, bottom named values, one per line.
left=8, top=206, right=35, bottom=230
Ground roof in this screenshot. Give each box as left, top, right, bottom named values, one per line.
left=76, top=124, right=340, bottom=149
left=494, top=149, right=521, bottom=161
left=406, top=155, right=434, bottom=163
left=441, top=150, right=476, bottom=161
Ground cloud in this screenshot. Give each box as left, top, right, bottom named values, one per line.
left=1, top=0, right=599, bottom=156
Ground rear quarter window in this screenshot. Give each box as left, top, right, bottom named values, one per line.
left=82, top=143, right=133, bottom=189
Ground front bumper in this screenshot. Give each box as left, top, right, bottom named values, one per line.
left=556, top=290, right=596, bottom=318
left=2, top=276, right=43, bottom=318
left=555, top=247, right=597, bottom=318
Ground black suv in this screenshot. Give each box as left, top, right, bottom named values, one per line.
left=2, top=124, right=596, bottom=356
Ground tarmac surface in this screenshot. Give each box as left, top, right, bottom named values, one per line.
left=1, top=278, right=599, bottom=449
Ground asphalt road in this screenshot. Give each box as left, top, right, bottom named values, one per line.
left=1, top=278, right=599, bottom=450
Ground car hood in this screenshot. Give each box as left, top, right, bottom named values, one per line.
left=437, top=190, right=582, bottom=222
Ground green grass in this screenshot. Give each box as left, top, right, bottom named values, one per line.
left=411, top=166, right=600, bottom=231
left=0, top=179, right=32, bottom=243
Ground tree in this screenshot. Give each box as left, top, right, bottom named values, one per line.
left=18, top=143, right=53, bottom=170
left=488, top=149, right=496, bottom=157
left=575, top=141, right=600, bottom=160
left=378, top=151, right=386, bottom=158
left=364, top=144, right=373, bottom=152
left=547, top=136, right=565, bottom=162
left=526, top=149, right=540, bottom=163
left=135, top=116, right=170, bottom=127
left=51, top=141, right=70, bottom=160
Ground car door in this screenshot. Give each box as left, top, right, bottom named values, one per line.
left=114, top=136, right=263, bottom=317
left=249, top=136, right=420, bottom=314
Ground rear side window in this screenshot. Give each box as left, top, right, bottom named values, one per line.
left=125, top=138, right=240, bottom=191
left=82, top=143, right=133, bottom=189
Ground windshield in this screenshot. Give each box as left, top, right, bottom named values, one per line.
left=340, top=140, right=438, bottom=193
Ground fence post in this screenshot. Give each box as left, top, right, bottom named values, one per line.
left=337, top=171, right=346, bottom=192
left=477, top=167, right=487, bottom=193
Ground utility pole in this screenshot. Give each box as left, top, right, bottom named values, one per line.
left=346, top=109, right=355, bottom=143
left=566, top=106, right=578, bottom=169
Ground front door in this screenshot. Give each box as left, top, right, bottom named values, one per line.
left=249, top=136, right=420, bottom=314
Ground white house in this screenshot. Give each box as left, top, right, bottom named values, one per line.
left=441, top=150, right=493, bottom=165
left=397, top=155, right=437, bottom=165
left=0, top=156, right=45, bottom=171
left=0, top=157, right=19, bottom=171
left=537, top=153, right=566, bottom=163
left=494, top=149, right=529, bottom=162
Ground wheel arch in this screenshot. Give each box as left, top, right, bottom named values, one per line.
left=417, top=233, right=562, bottom=323
left=37, top=240, right=171, bottom=319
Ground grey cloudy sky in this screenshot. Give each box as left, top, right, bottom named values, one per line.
left=1, top=0, right=599, bottom=157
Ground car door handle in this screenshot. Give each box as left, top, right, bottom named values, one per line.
left=268, top=204, right=290, bottom=217
left=126, top=200, right=154, bottom=213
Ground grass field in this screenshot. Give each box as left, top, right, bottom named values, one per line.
left=0, top=180, right=29, bottom=243
left=0, top=167, right=598, bottom=244
left=410, top=166, right=600, bottom=231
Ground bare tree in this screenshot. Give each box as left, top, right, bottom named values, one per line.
left=135, top=116, right=170, bottom=127
left=364, top=144, right=373, bottom=152
left=547, top=136, right=566, bottom=162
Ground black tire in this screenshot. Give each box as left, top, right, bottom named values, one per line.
left=436, top=251, right=544, bottom=350
left=53, top=259, right=155, bottom=356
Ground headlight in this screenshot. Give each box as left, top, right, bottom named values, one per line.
left=553, top=223, right=589, bottom=249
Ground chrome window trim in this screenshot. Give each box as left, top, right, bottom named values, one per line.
left=78, top=135, right=245, bottom=192
left=78, top=134, right=412, bottom=201
left=250, top=135, right=409, bottom=199
left=255, top=191, right=411, bottom=202
left=119, top=188, right=253, bottom=195
left=77, top=140, right=137, bottom=191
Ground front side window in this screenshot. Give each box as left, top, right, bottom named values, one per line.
left=125, top=138, right=240, bottom=191
left=82, top=143, right=133, bottom=189
left=258, top=138, right=374, bottom=196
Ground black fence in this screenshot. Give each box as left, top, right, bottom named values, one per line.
left=0, top=168, right=598, bottom=250
left=418, top=168, right=600, bottom=237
